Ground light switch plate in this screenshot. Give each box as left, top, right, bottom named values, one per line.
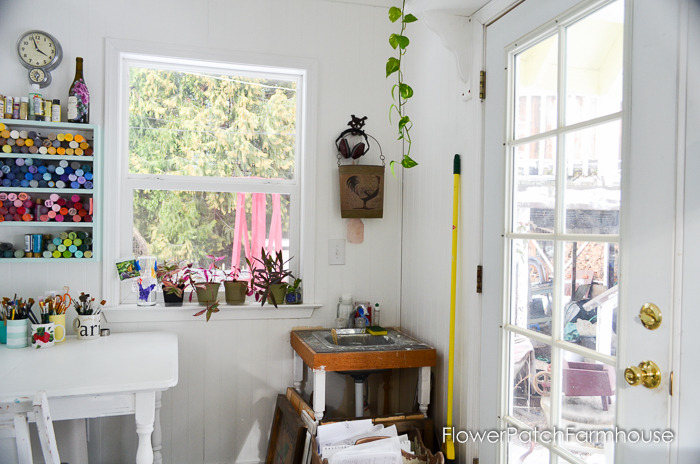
left=328, top=239, right=345, bottom=265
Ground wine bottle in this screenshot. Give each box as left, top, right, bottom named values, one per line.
left=67, top=57, right=90, bottom=123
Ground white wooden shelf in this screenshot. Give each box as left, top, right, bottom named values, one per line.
left=0, top=187, right=94, bottom=193
left=0, top=258, right=96, bottom=262
left=0, top=119, right=98, bottom=132
left=0, top=154, right=94, bottom=161
left=0, top=221, right=94, bottom=227
left=103, top=303, right=322, bottom=322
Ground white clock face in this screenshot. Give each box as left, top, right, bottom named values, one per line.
left=29, top=68, right=46, bottom=84
left=18, top=32, right=58, bottom=68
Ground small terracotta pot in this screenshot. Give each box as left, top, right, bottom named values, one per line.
left=196, top=282, right=221, bottom=306
left=224, top=281, right=248, bottom=305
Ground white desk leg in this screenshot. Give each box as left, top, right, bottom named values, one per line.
left=312, top=369, right=326, bottom=422
left=294, top=351, right=304, bottom=393
left=135, top=391, right=156, bottom=464
left=152, top=391, right=163, bottom=464
left=418, top=366, right=431, bottom=418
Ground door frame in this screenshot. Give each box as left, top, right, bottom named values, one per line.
left=468, top=0, right=686, bottom=463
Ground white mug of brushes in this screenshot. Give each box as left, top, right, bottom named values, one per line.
left=72, top=293, right=105, bottom=340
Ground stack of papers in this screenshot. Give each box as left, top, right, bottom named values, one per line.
left=317, top=420, right=411, bottom=464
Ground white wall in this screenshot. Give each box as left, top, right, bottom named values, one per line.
left=398, top=13, right=480, bottom=463
left=0, top=0, right=406, bottom=462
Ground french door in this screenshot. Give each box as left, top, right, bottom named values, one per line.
left=480, top=0, right=680, bottom=463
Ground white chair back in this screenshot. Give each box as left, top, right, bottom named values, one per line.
left=0, top=391, right=61, bottom=464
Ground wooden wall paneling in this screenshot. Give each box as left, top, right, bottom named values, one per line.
left=203, top=321, right=222, bottom=463
left=187, top=322, right=206, bottom=463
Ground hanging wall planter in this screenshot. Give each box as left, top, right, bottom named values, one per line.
left=336, top=116, right=385, bottom=219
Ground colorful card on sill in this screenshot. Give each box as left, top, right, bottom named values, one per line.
left=116, top=258, right=140, bottom=280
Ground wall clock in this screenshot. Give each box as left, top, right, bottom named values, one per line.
left=16, top=30, right=63, bottom=88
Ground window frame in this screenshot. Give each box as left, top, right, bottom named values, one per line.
left=103, top=39, right=317, bottom=311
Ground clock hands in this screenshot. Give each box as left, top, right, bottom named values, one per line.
left=32, top=37, right=49, bottom=57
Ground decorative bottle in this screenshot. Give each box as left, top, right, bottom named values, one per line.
left=67, top=57, right=89, bottom=123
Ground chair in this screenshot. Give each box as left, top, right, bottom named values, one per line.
left=0, top=391, right=62, bottom=464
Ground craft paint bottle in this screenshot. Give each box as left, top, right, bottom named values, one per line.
left=43, top=100, right=52, bottom=122
left=28, top=84, right=41, bottom=119
left=3, top=96, right=12, bottom=119
left=0, top=96, right=4, bottom=118
left=19, top=98, right=28, bottom=120
left=51, top=99, right=61, bottom=122
left=12, top=98, right=20, bottom=119
left=33, top=95, right=44, bottom=121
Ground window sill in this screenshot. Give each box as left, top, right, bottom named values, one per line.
left=102, top=303, right=321, bottom=323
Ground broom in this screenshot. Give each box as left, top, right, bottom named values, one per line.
left=442, top=154, right=460, bottom=461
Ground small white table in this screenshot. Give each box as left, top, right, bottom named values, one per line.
left=0, top=332, right=178, bottom=464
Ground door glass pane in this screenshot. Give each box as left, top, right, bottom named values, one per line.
left=564, top=121, right=621, bottom=234
left=509, top=332, right=551, bottom=429
left=559, top=242, right=618, bottom=356
left=513, top=138, right=557, bottom=233
left=510, top=239, right=554, bottom=336
left=565, top=0, right=624, bottom=125
left=555, top=347, right=616, bottom=463
left=514, top=35, right=558, bottom=140
left=508, top=434, right=550, bottom=464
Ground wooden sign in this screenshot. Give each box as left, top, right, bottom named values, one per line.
left=266, top=394, right=307, bottom=464
left=338, top=165, right=384, bottom=219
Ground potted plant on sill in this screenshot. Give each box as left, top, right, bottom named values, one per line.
left=185, top=255, right=225, bottom=306
left=285, top=278, right=303, bottom=305
left=157, top=259, right=187, bottom=306
left=223, top=267, right=249, bottom=305
left=247, top=248, right=295, bottom=308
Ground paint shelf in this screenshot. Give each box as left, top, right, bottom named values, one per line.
left=0, top=120, right=102, bottom=262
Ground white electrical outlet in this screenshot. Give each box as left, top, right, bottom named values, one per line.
left=328, top=239, right=345, bottom=265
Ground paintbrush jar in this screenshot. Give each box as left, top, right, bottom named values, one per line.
left=6, top=319, right=28, bottom=349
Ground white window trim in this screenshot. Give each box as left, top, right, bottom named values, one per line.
left=102, top=38, right=318, bottom=319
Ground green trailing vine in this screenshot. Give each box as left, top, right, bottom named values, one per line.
left=387, top=1, right=419, bottom=176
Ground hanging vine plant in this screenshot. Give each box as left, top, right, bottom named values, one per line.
left=387, top=1, right=419, bottom=175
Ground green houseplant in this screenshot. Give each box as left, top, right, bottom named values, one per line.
left=223, top=267, right=248, bottom=305
left=247, top=248, right=295, bottom=308
left=285, top=278, right=303, bottom=304
left=185, top=255, right=225, bottom=306
left=387, top=1, right=419, bottom=175
left=157, top=259, right=187, bottom=306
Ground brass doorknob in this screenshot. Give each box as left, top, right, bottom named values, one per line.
left=639, top=303, right=662, bottom=330
left=624, top=360, right=661, bottom=389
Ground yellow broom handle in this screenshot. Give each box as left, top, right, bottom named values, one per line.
left=447, top=155, right=460, bottom=429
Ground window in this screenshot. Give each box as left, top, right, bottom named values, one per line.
left=104, top=41, right=317, bottom=307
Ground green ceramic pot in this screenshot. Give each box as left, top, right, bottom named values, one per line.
left=196, top=282, right=221, bottom=306
left=224, top=281, right=248, bottom=305
left=266, top=284, right=288, bottom=307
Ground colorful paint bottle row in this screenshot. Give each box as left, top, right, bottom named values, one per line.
left=0, top=158, right=94, bottom=189
left=0, top=231, right=93, bottom=259
left=0, top=193, right=93, bottom=223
